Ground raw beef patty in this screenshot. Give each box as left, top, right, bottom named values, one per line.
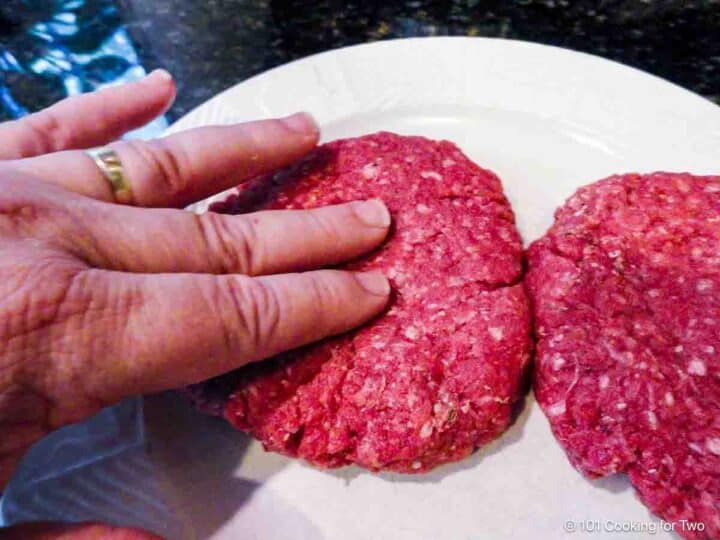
left=189, top=132, right=531, bottom=473
left=527, top=172, right=720, bottom=538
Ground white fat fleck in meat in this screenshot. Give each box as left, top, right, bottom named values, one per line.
left=704, top=345, right=716, bottom=354
left=664, top=392, right=675, bottom=406
left=705, top=183, right=720, bottom=193
left=441, top=159, right=456, bottom=168
left=547, top=401, right=566, bottom=417
left=361, top=162, right=379, bottom=179
left=407, top=393, right=419, bottom=408
left=604, top=343, right=631, bottom=365
left=420, top=170, right=443, bottom=181
left=429, top=310, right=446, bottom=322
left=552, top=356, right=566, bottom=370
left=616, top=402, right=628, bottom=410
left=411, top=461, right=422, bottom=470
left=674, top=345, right=684, bottom=353
left=697, top=279, right=713, bottom=293
left=499, top=228, right=513, bottom=241
left=688, top=442, right=703, bottom=453
left=453, top=311, right=475, bottom=325
left=675, top=178, right=691, bottom=193
left=416, top=203, right=432, bottom=214
left=598, top=374, right=610, bottom=390
left=706, top=438, right=720, bottom=456
left=647, top=289, right=660, bottom=298
left=404, top=326, right=420, bottom=340
left=650, top=253, right=667, bottom=265
left=419, top=421, right=434, bottom=439
left=647, top=411, right=658, bottom=429
left=488, top=327, right=504, bottom=341
left=688, top=358, right=707, bottom=376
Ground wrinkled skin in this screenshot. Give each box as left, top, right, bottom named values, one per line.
left=0, top=71, right=391, bottom=538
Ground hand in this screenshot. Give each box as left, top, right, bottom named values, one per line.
left=0, top=71, right=390, bottom=538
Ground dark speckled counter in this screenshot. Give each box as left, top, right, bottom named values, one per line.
left=116, top=0, right=720, bottom=122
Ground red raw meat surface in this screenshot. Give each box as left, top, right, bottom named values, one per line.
left=527, top=172, right=720, bottom=539
left=192, top=132, right=531, bottom=473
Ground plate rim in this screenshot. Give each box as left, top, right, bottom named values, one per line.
left=168, top=36, right=720, bottom=133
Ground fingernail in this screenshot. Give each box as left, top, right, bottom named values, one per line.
left=281, top=112, right=319, bottom=135
left=356, top=272, right=391, bottom=297
left=353, top=199, right=391, bottom=228
left=146, top=68, right=173, bottom=83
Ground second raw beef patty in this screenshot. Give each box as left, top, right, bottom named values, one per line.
left=528, top=172, right=720, bottom=539
left=191, top=132, right=531, bottom=473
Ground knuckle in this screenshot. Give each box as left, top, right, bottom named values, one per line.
left=124, top=139, right=191, bottom=201
left=23, top=109, right=67, bottom=155
left=216, top=276, right=281, bottom=356
left=194, top=212, right=260, bottom=274
left=0, top=198, right=39, bottom=238
left=0, top=179, right=93, bottom=252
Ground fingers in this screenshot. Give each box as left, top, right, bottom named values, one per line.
left=76, top=269, right=389, bottom=402
left=70, top=199, right=390, bottom=274
left=0, top=522, right=164, bottom=540
left=0, top=70, right=175, bottom=160
left=8, top=113, right=319, bottom=208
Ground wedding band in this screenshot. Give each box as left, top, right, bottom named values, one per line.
left=86, top=147, right=133, bottom=204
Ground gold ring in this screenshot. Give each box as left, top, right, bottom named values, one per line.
left=86, top=147, right=133, bottom=204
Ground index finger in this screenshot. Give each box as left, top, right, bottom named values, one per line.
left=0, top=69, right=176, bottom=160
left=8, top=113, right=319, bottom=208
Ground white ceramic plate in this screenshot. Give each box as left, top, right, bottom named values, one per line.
left=9, top=37, right=720, bottom=540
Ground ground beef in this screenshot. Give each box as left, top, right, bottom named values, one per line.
left=189, top=132, right=531, bottom=473
left=527, top=172, right=720, bottom=539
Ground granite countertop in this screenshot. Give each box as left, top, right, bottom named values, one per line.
left=116, top=0, right=720, bottom=122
